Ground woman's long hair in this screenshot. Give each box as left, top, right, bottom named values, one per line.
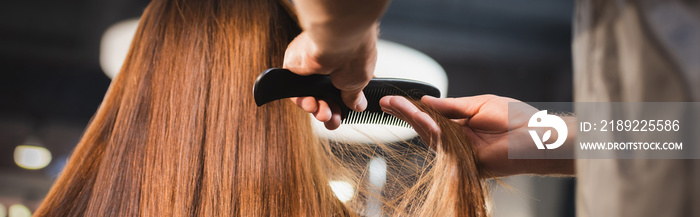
left=34, top=0, right=489, bottom=216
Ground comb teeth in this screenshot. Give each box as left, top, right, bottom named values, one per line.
left=342, top=111, right=412, bottom=128
left=340, top=86, right=425, bottom=128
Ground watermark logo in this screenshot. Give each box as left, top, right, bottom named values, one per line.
left=528, top=110, right=568, bottom=149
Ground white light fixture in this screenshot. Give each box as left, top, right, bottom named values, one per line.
left=329, top=180, right=355, bottom=202
left=8, top=204, right=31, bottom=217
left=101, top=19, right=449, bottom=144
left=14, top=137, right=52, bottom=170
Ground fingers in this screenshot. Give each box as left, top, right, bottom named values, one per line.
left=284, top=33, right=372, bottom=112
left=330, top=65, right=372, bottom=112
left=283, top=29, right=378, bottom=127
left=380, top=96, right=441, bottom=146
left=341, top=90, right=368, bottom=112
left=422, top=94, right=518, bottom=134
left=291, top=97, right=334, bottom=122
left=332, top=39, right=376, bottom=112
left=324, top=102, right=342, bottom=130
left=284, top=29, right=377, bottom=113
left=292, top=97, right=318, bottom=113
left=313, top=100, right=333, bottom=122
left=420, top=94, right=499, bottom=119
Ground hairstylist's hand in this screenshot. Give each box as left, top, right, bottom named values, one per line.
left=379, top=95, right=575, bottom=177
left=283, top=28, right=378, bottom=130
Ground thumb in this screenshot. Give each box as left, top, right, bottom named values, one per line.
left=330, top=68, right=370, bottom=112
left=340, top=90, right=368, bottom=112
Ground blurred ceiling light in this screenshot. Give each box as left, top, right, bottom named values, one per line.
left=329, top=180, right=355, bottom=203
left=14, top=144, right=52, bottom=170
left=100, top=18, right=139, bottom=79
left=101, top=19, right=448, bottom=143
left=8, top=204, right=31, bottom=217
left=368, top=157, right=387, bottom=187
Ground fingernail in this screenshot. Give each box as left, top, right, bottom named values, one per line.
left=355, top=96, right=368, bottom=111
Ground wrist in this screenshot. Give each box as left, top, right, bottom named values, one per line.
left=307, top=23, right=379, bottom=56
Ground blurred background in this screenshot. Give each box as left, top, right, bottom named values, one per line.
left=0, top=0, right=574, bottom=216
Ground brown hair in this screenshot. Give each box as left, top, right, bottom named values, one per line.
left=34, top=0, right=489, bottom=216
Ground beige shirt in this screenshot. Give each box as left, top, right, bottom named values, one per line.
left=574, top=0, right=700, bottom=216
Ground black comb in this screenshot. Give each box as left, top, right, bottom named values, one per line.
left=253, top=68, right=440, bottom=128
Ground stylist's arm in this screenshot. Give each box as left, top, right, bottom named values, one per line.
left=284, top=0, right=391, bottom=130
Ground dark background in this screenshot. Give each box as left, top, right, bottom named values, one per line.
left=0, top=0, right=575, bottom=216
